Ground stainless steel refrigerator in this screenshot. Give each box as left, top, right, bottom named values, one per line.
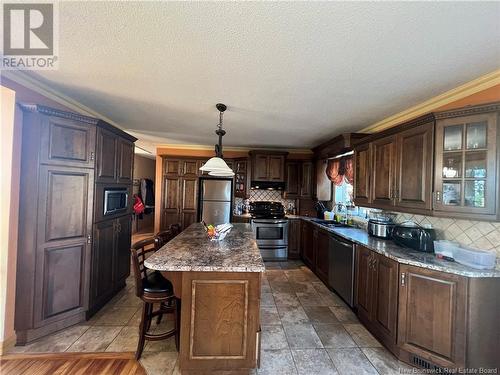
left=198, top=178, right=233, bottom=225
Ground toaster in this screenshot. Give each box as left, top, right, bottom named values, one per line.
left=392, top=222, right=436, bottom=253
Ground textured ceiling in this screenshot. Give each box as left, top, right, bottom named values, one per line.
left=24, top=1, right=500, bottom=150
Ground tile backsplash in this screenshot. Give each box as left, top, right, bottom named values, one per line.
left=357, top=208, right=500, bottom=258
left=235, top=189, right=296, bottom=210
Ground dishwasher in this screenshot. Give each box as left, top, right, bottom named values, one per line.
left=328, top=235, right=355, bottom=307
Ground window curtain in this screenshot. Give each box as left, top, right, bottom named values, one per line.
left=326, top=156, right=354, bottom=186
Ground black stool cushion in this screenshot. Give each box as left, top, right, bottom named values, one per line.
left=143, top=271, right=173, bottom=293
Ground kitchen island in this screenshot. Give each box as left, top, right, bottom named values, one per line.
left=145, top=223, right=265, bottom=375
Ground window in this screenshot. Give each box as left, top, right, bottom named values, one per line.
left=334, top=177, right=353, bottom=205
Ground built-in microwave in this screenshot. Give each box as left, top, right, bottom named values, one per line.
left=104, top=188, right=128, bottom=216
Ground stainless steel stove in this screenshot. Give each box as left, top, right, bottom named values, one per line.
left=249, top=201, right=288, bottom=260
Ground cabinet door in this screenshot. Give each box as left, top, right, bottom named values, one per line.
left=182, top=160, right=199, bottom=177
left=162, top=176, right=181, bottom=230
left=34, top=165, right=93, bottom=326
left=253, top=155, right=269, bottom=180
left=434, top=113, right=497, bottom=217
left=315, top=230, right=330, bottom=284
left=284, top=162, right=300, bottom=198
left=181, top=177, right=198, bottom=230
left=300, top=162, right=313, bottom=198
left=354, top=143, right=371, bottom=206
left=40, top=116, right=96, bottom=168
left=301, top=222, right=315, bottom=271
left=117, top=139, right=134, bottom=183
left=96, top=128, right=118, bottom=183
left=287, top=219, right=301, bottom=259
left=114, top=215, right=132, bottom=287
left=371, top=136, right=396, bottom=208
left=164, top=159, right=181, bottom=176
left=372, top=254, right=398, bottom=345
left=268, top=155, right=285, bottom=181
left=395, top=123, right=434, bottom=211
left=398, top=265, right=466, bottom=368
left=355, top=245, right=373, bottom=322
left=91, top=220, right=115, bottom=309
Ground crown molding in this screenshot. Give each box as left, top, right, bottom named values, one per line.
left=1, top=70, right=127, bottom=132
left=360, top=69, right=500, bottom=133
left=155, top=143, right=313, bottom=154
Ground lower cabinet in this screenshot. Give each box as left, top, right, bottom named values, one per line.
left=397, top=265, right=466, bottom=369
left=355, top=245, right=398, bottom=351
left=314, top=229, right=330, bottom=284
left=301, top=221, right=315, bottom=270
left=89, top=214, right=132, bottom=316
left=287, top=219, right=301, bottom=259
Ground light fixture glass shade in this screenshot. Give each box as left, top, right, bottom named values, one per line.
left=199, top=157, right=234, bottom=176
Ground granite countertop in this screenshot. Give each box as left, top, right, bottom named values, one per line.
left=300, top=217, right=500, bottom=278
left=144, top=223, right=265, bottom=273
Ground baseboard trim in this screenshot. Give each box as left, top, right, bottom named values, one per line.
left=0, top=334, right=17, bottom=355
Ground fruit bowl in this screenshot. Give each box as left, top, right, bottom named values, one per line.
left=203, top=223, right=232, bottom=241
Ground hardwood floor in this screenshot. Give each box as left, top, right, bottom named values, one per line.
left=0, top=352, right=146, bottom=375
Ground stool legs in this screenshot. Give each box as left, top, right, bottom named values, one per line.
left=136, top=302, right=150, bottom=360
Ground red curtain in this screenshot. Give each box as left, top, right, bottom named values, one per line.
left=326, top=159, right=344, bottom=186
left=326, top=156, right=353, bottom=186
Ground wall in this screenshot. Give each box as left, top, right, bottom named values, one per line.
left=0, top=87, right=20, bottom=353
left=132, top=154, right=156, bottom=233
left=436, top=83, right=500, bottom=111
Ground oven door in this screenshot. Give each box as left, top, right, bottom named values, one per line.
left=251, top=219, right=288, bottom=247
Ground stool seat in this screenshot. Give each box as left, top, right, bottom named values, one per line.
left=143, top=272, right=173, bottom=293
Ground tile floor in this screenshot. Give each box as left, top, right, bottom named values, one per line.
left=8, top=260, right=415, bottom=375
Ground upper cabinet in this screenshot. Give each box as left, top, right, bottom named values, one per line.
left=284, top=160, right=314, bottom=199
left=434, top=106, right=499, bottom=219
left=96, top=127, right=135, bottom=184
left=353, top=103, right=500, bottom=220
left=354, top=115, right=435, bottom=214
left=234, top=158, right=251, bottom=199
left=250, top=151, right=287, bottom=182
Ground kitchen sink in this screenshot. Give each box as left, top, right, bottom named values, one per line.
left=310, top=218, right=348, bottom=228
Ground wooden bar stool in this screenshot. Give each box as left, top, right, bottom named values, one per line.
left=154, top=229, right=176, bottom=251
left=131, top=237, right=180, bottom=360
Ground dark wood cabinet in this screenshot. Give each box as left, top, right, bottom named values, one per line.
left=301, top=221, right=315, bottom=270
left=287, top=219, right=301, bottom=259
left=234, top=158, right=250, bottom=198
left=96, top=128, right=117, bottom=183
left=96, top=128, right=135, bottom=184
left=355, top=245, right=398, bottom=351
left=353, top=143, right=371, bottom=206
left=398, top=265, right=466, bottom=369
left=354, top=115, right=435, bottom=214
left=89, top=215, right=132, bottom=315
left=250, top=151, right=287, bottom=182
left=16, top=104, right=136, bottom=343
left=395, top=122, right=434, bottom=211
left=284, top=161, right=300, bottom=198
left=371, top=136, right=396, bottom=208
left=433, top=105, right=500, bottom=220
left=314, top=229, right=330, bottom=284
left=40, top=115, right=96, bottom=168
left=300, top=162, right=314, bottom=198
left=117, top=139, right=134, bottom=183
left=161, top=157, right=208, bottom=231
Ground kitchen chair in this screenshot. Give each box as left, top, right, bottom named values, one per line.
left=131, top=237, right=180, bottom=359
left=154, top=229, right=176, bottom=251
left=170, top=223, right=181, bottom=237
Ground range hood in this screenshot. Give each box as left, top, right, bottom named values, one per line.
left=250, top=181, right=285, bottom=190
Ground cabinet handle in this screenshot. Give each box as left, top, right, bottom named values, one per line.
left=87, top=235, right=92, bottom=244
left=400, top=272, right=406, bottom=286
left=90, top=151, right=95, bottom=161
left=435, top=191, right=441, bottom=203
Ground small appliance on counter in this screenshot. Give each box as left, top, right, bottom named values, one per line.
left=367, top=218, right=395, bottom=239
left=392, top=221, right=436, bottom=252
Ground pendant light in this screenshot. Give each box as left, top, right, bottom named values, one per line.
left=199, top=103, right=235, bottom=176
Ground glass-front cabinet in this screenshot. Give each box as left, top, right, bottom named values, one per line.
left=434, top=111, right=498, bottom=217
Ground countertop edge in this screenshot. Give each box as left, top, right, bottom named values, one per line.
left=300, top=217, right=500, bottom=278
